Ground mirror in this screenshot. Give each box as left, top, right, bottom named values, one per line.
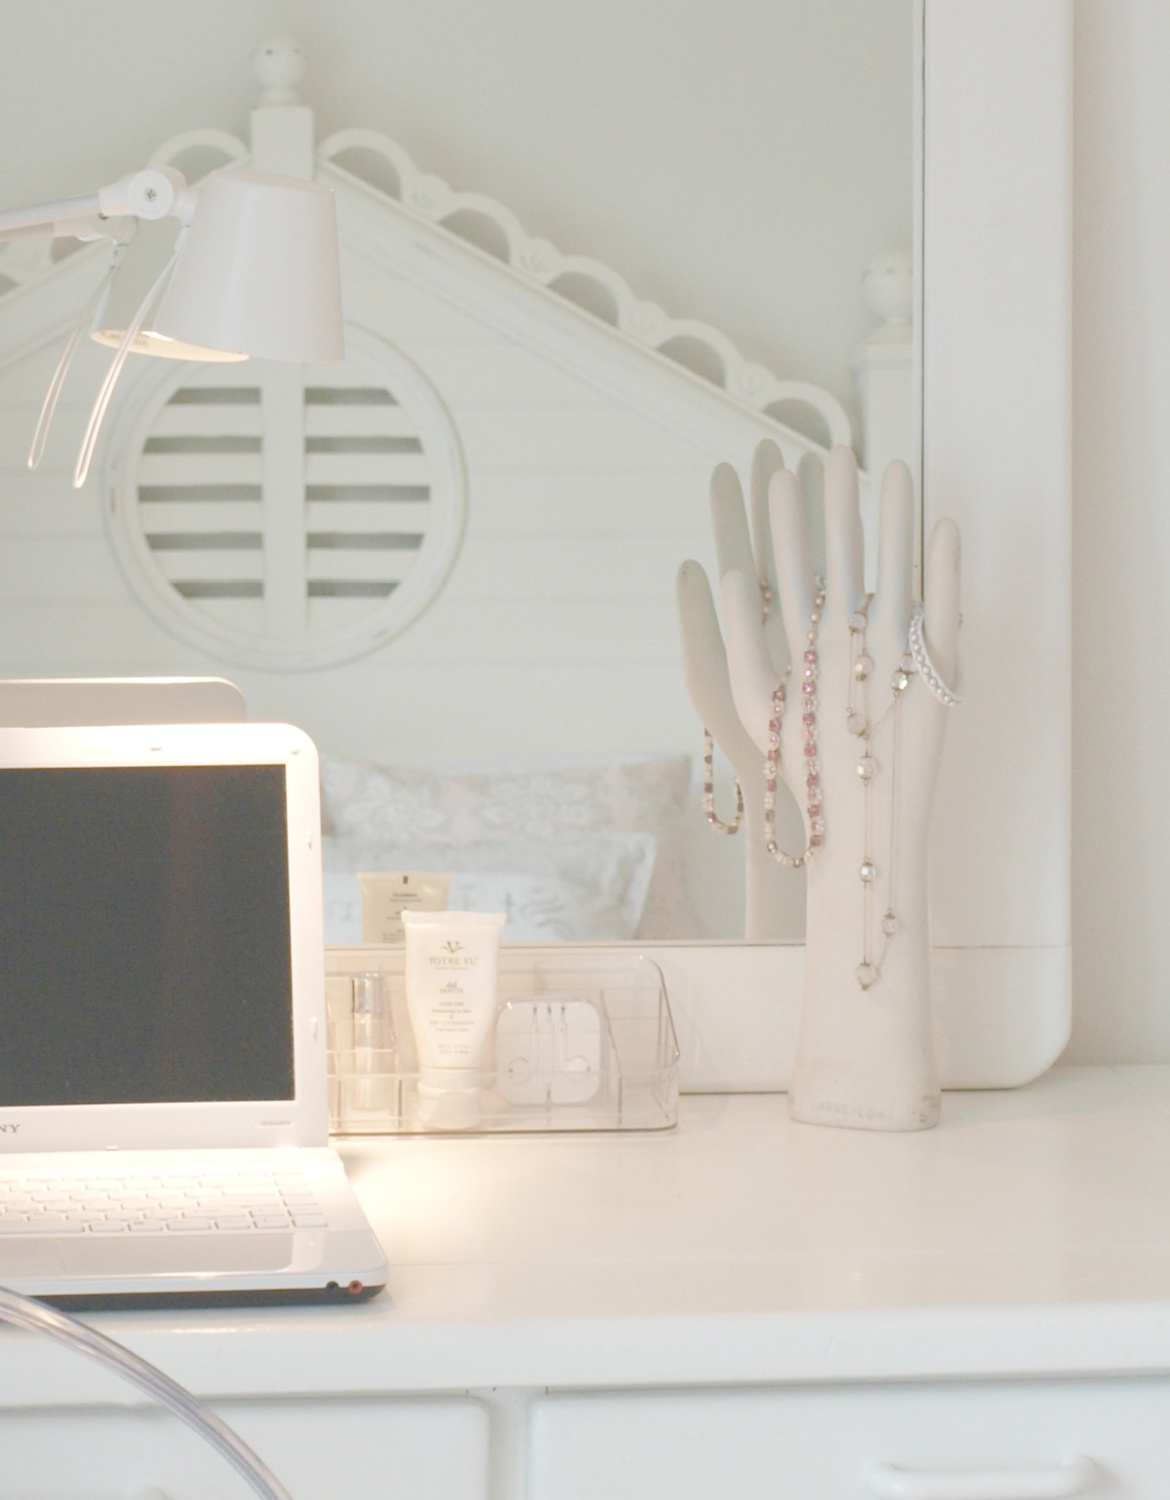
left=0, top=3, right=915, bottom=947
left=0, top=3, right=1074, bottom=1083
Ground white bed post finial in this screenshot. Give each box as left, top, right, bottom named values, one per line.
left=247, top=41, right=317, bottom=647
left=249, top=40, right=314, bottom=178
left=252, top=37, right=306, bottom=107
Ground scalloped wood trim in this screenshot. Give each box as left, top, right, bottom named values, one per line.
left=147, top=128, right=249, bottom=171
left=0, top=116, right=851, bottom=455
left=318, top=126, right=852, bottom=449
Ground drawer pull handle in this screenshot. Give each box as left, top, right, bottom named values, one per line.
left=866, top=1454, right=1095, bottom=1500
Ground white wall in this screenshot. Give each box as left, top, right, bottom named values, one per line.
left=1067, top=0, right=1170, bottom=1061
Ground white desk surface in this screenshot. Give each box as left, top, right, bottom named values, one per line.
left=5, top=1065, right=1170, bottom=1404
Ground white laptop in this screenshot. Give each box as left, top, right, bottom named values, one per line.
left=0, top=720, right=388, bottom=1305
left=0, top=676, right=247, bottom=727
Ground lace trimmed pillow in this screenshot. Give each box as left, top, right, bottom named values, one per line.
left=322, top=831, right=657, bottom=944
left=319, top=753, right=697, bottom=938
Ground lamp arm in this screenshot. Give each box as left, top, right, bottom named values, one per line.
left=0, top=167, right=197, bottom=242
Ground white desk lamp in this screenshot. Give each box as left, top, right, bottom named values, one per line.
left=0, top=164, right=344, bottom=484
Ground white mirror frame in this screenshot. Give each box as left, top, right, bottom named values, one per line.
left=632, top=0, right=1073, bottom=1093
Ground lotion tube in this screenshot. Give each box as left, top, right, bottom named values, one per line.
left=401, top=909, right=506, bottom=1127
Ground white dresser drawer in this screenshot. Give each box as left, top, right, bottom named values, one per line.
left=530, top=1379, right=1170, bottom=1499
left=0, top=1395, right=489, bottom=1500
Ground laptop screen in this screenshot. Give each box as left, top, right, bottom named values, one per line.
left=0, top=764, right=295, bottom=1108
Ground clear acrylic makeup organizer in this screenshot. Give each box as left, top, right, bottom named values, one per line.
left=325, top=946, right=679, bottom=1134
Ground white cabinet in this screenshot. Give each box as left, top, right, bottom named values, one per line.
left=530, top=1380, right=1170, bottom=1500
left=4, top=1075, right=1170, bottom=1500
left=0, top=1396, right=489, bottom=1500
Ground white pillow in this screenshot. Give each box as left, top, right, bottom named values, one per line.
left=319, top=752, right=696, bottom=938
left=322, top=831, right=657, bottom=944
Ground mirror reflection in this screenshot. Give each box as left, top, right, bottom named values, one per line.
left=0, top=3, right=914, bottom=945
left=309, top=3, right=915, bottom=946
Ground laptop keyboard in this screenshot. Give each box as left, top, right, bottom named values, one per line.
left=0, top=1170, right=328, bottom=1236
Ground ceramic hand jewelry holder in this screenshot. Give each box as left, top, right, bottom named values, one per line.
left=678, top=443, right=961, bottom=1131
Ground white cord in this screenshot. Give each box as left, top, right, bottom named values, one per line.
left=27, top=243, right=126, bottom=472
left=0, top=1285, right=295, bottom=1500
left=72, top=234, right=184, bottom=489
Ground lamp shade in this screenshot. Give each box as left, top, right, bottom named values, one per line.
left=151, top=171, right=344, bottom=363
left=91, top=219, right=246, bottom=361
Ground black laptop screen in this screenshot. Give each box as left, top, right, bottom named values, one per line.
left=0, top=764, right=295, bottom=1107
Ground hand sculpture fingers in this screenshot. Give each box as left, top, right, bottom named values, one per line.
left=768, top=466, right=814, bottom=664
left=923, top=517, right=961, bottom=689
left=749, top=442, right=788, bottom=676
left=676, top=559, right=761, bottom=770
left=822, top=445, right=865, bottom=621
left=869, top=460, right=915, bottom=656
left=722, top=568, right=777, bottom=753
left=749, top=441, right=785, bottom=592
left=709, top=463, right=755, bottom=583
left=676, top=559, right=727, bottom=710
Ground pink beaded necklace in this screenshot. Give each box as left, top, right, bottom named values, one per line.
left=763, top=588, right=826, bottom=868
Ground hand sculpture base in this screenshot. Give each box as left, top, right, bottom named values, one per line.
left=789, top=895, right=940, bottom=1131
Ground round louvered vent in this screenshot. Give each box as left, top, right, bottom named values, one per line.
left=105, top=325, right=466, bottom=670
